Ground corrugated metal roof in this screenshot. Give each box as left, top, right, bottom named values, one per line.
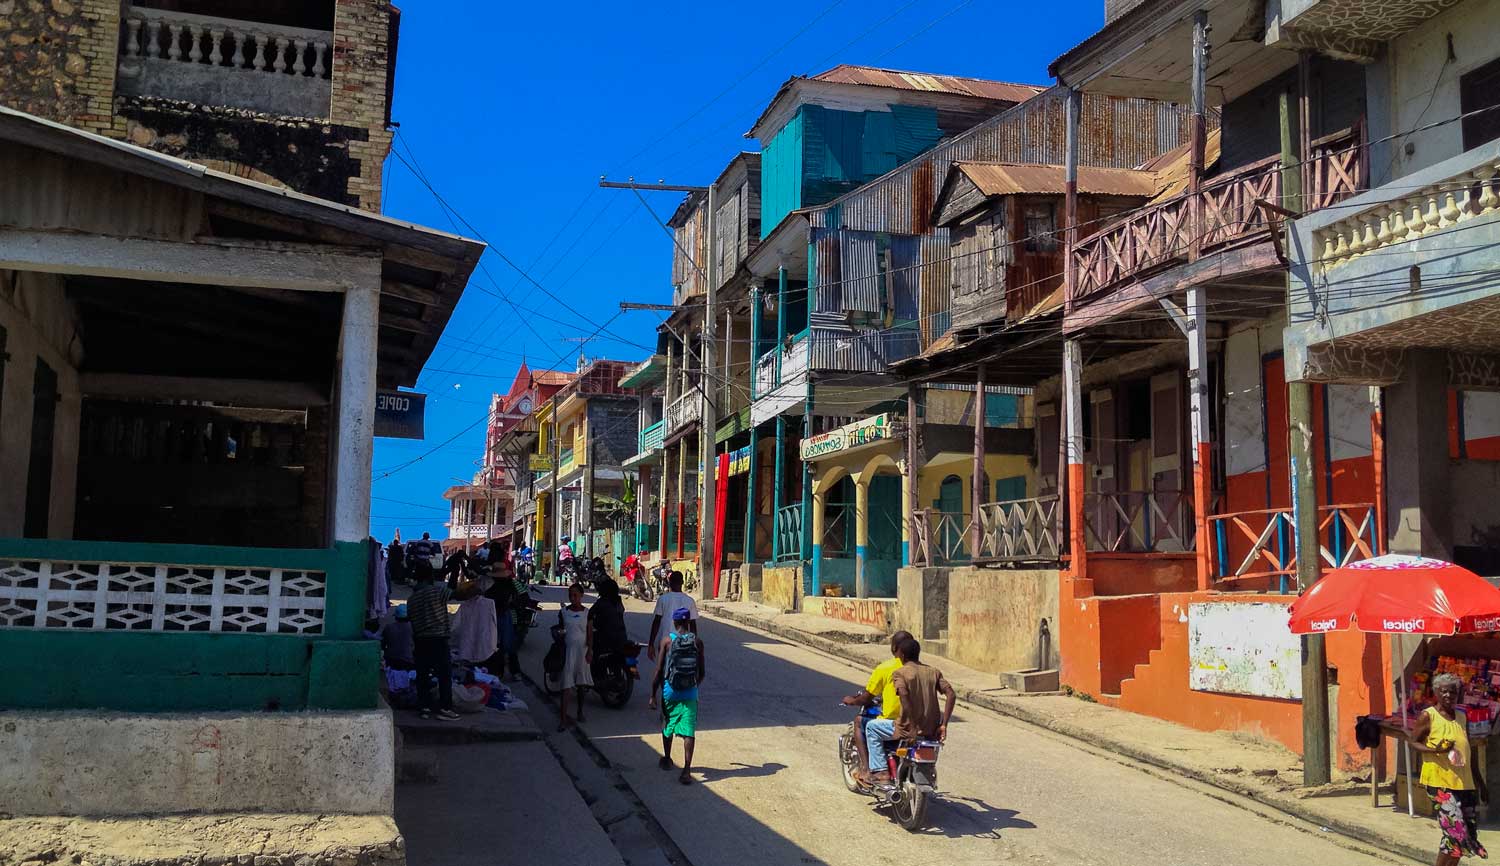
left=951, top=161, right=1158, bottom=197
left=813, top=65, right=1046, bottom=105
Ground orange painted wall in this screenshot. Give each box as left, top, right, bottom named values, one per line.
left=1097, top=594, right=1163, bottom=695
left=1088, top=554, right=1196, bottom=596
left=1110, top=591, right=1391, bottom=770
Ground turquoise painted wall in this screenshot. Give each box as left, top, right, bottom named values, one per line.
left=0, top=538, right=377, bottom=711
left=760, top=104, right=943, bottom=238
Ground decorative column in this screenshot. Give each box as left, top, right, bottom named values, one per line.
left=855, top=476, right=870, bottom=598
left=811, top=484, right=825, bottom=594
left=332, top=282, right=378, bottom=544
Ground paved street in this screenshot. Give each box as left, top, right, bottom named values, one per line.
left=513, top=586, right=1408, bottom=866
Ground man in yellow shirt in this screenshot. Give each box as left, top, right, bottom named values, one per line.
left=842, top=630, right=911, bottom=786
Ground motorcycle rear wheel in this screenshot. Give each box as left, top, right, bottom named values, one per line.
left=892, top=780, right=928, bottom=831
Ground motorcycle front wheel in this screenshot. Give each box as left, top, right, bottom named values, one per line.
left=838, top=730, right=863, bottom=793
left=597, top=673, right=633, bottom=709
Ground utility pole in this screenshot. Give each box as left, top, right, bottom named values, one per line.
left=604, top=177, right=718, bottom=599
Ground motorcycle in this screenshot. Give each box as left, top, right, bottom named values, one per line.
left=650, top=560, right=673, bottom=597
left=623, top=556, right=651, bottom=601
left=590, top=640, right=642, bottom=708
left=838, top=706, right=943, bottom=831
left=515, top=547, right=536, bottom=585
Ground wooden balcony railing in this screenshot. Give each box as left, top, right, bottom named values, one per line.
left=909, top=509, right=973, bottom=567
left=1208, top=503, right=1377, bottom=591
left=1083, top=489, right=1197, bottom=553
left=1069, top=129, right=1363, bottom=305
left=977, top=495, right=1063, bottom=562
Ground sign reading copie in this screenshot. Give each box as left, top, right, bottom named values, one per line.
left=375, top=390, right=426, bottom=439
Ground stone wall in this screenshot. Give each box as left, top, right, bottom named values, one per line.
left=895, top=567, right=949, bottom=641
left=761, top=563, right=802, bottom=613
left=945, top=567, right=1061, bottom=674
left=0, top=0, right=123, bottom=135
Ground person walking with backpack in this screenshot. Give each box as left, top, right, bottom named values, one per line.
left=649, top=607, right=705, bottom=785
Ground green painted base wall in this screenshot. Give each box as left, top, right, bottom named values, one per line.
left=0, top=539, right=377, bottom=711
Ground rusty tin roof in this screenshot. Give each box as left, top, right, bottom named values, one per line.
left=812, top=65, right=1045, bottom=104
left=951, top=161, right=1159, bottom=197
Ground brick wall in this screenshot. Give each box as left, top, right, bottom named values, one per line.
left=0, top=0, right=394, bottom=212
left=330, top=0, right=393, bottom=212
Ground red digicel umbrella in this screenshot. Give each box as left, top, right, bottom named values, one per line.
left=1287, top=553, right=1500, bottom=817
left=1287, top=554, right=1500, bottom=636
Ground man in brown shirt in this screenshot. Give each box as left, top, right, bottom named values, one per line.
left=891, top=636, right=956, bottom=743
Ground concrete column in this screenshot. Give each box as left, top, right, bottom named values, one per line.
left=811, top=485, right=826, bottom=593
left=745, top=424, right=759, bottom=562
left=855, top=475, right=870, bottom=599
left=676, top=436, right=688, bottom=559
left=776, top=266, right=787, bottom=384
left=772, top=414, right=786, bottom=561
left=638, top=464, right=653, bottom=554
left=904, top=385, right=920, bottom=566
left=659, top=443, right=670, bottom=559
left=802, top=395, right=815, bottom=584
left=1064, top=339, right=1086, bottom=577
left=332, top=282, right=377, bottom=543
left=1384, top=350, right=1452, bottom=558
left=1186, top=286, right=1212, bottom=590
left=972, top=365, right=986, bottom=557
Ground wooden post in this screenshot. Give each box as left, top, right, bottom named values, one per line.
left=1063, top=87, right=1080, bottom=314
left=1064, top=340, right=1087, bottom=577
left=776, top=265, right=787, bottom=384
left=972, top=365, right=987, bottom=558
left=905, top=385, right=920, bottom=566
left=1291, top=380, right=1331, bottom=786
left=1187, top=287, right=1212, bottom=590
left=1188, top=9, right=1208, bottom=261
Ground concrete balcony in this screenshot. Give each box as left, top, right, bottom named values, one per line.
left=1286, top=138, right=1500, bottom=380
left=115, top=4, right=333, bottom=119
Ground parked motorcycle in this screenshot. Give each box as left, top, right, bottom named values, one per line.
left=838, top=707, right=943, bottom=831
left=623, top=556, right=652, bottom=601
left=590, top=640, right=642, bottom=708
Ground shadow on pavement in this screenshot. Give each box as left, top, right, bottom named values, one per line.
left=695, top=761, right=788, bottom=782
left=923, top=794, right=1037, bottom=840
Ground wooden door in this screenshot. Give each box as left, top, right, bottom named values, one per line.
left=1150, top=370, right=1185, bottom=550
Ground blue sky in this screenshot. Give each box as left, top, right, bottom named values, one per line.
left=370, top=0, right=1104, bottom=540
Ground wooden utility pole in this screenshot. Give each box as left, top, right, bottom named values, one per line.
left=972, top=365, right=987, bottom=557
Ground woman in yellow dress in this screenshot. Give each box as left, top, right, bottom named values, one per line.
left=1411, top=673, right=1489, bottom=864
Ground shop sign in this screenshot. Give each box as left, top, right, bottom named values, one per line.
left=799, top=413, right=895, bottom=460
left=729, top=444, right=752, bottom=476
left=528, top=454, right=554, bottom=472
left=374, top=390, right=425, bottom=439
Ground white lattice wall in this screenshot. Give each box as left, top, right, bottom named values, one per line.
left=0, top=559, right=326, bottom=634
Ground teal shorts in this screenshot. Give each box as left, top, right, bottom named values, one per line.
left=662, top=698, right=698, bottom=739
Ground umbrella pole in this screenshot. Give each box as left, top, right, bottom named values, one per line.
left=1401, top=674, right=1415, bottom=817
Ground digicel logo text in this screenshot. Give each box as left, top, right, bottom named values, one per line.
left=1382, top=618, right=1425, bottom=633
left=1309, top=618, right=1338, bottom=631
left=1473, top=616, right=1500, bottom=631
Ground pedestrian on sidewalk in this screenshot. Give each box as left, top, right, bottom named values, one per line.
left=1411, top=672, right=1489, bottom=864
left=866, top=637, right=955, bottom=784
left=557, top=582, right=593, bottom=731
left=484, top=542, right=524, bottom=682
left=408, top=560, right=481, bottom=721
left=647, top=571, right=699, bottom=662
left=650, top=607, right=705, bottom=785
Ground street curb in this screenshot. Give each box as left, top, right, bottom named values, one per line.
left=701, top=602, right=1427, bottom=865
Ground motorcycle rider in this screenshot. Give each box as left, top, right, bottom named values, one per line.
left=555, top=536, right=575, bottom=583
left=866, top=637, right=956, bottom=785
left=841, top=630, right=913, bottom=786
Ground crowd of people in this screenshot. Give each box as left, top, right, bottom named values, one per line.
left=375, top=538, right=956, bottom=791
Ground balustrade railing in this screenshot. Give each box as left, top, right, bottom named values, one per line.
left=775, top=504, right=804, bottom=561
left=638, top=419, right=664, bottom=455
left=1069, top=131, right=1363, bottom=304
left=977, top=495, right=1062, bottom=562
left=1082, top=489, right=1196, bottom=553
left=1208, top=503, right=1377, bottom=591
left=117, top=5, right=333, bottom=118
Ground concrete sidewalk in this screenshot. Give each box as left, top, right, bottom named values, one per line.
left=702, top=600, right=1452, bottom=864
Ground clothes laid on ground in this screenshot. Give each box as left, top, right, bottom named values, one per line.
left=559, top=606, right=593, bottom=690
left=407, top=581, right=453, bottom=639
left=866, top=657, right=903, bottom=720
left=892, top=662, right=949, bottom=740
left=382, top=618, right=415, bottom=669
left=450, top=577, right=498, bottom=663
left=654, top=591, right=698, bottom=624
